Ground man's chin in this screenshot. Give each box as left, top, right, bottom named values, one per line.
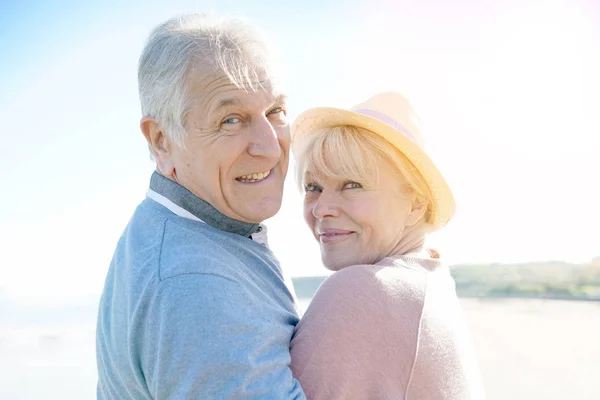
left=236, top=198, right=283, bottom=223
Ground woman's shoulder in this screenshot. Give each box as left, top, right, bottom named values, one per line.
left=314, top=261, right=429, bottom=307
left=318, top=262, right=402, bottom=290
left=297, top=260, right=434, bottom=356
left=314, top=254, right=454, bottom=307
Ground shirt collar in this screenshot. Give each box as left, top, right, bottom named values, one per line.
left=149, top=171, right=261, bottom=238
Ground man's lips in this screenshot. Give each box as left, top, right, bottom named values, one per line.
left=236, top=169, right=272, bottom=183
left=318, top=228, right=355, bottom=244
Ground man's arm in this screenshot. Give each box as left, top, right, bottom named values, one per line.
left=141, top=273, right=305, bottom=399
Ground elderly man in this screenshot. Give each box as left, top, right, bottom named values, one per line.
left=96, top=14, right=305, bottom=399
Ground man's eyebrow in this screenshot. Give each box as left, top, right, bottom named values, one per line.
left=273, top=94, right=288, bottom=105
left=211, top=95, right=287, bottom=114
left=215, top=98, right=243, bottom=110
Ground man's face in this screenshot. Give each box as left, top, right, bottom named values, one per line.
left=151, top=72, right=290, bottom=223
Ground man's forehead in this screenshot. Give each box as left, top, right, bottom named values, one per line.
left=190, top=66, right=283, bottom=93
left=190, top=71, right=286, bottom=110
left=215, top=92, right=287, bottom=108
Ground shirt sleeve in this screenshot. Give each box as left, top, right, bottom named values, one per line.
left=289, top=267, right=424, bottom=400
left=141, top=273, right=305, bottom=400
left=405, top=273, right=487, bottom=399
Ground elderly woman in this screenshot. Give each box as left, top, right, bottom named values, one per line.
left=289, top=92, right=485, bottom=399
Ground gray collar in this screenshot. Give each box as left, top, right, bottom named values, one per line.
left=149, top=172, right=260, bottom=237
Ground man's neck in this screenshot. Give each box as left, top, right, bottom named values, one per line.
left=149, top=171, right=261, bottom=238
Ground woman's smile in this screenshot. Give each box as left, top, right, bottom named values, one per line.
left=318, top=228, right=356, bottom=244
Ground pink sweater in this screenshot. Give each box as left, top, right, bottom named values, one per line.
left=290, top=254, right=486, bottom=399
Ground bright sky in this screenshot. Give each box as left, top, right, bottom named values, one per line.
left=1, top=0, right=599, bottom=301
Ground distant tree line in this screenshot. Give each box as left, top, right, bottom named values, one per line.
left=292, top=261, right=600, bottom=300
left=451, top=261, right=600, bottom=300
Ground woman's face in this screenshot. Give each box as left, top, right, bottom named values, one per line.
left=303, top=156, right=422, bottom=271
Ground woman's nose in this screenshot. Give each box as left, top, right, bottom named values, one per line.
left=312, top=191, right=341, bottom=219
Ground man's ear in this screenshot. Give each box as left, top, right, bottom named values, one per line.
left=140, top=117, right=175, bottom=176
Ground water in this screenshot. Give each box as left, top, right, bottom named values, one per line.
left=459, top=298, right=600, bottom=399
left=1, top=298, right=598, bottom=399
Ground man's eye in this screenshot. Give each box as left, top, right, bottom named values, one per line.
left=304, top=183, right=321, bottom=192
left=222, top=116, right=241, bottom=125
left=268, top=107, right=286, bottom=117
left=343, top=181, right=362, bottom=190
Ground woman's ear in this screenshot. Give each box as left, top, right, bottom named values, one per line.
left=405, top=198, right=428, bottom=228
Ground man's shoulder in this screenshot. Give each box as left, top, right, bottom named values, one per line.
left=123, top=199, right=248, bottom=281
left=157, top=213, right=254, bottom=281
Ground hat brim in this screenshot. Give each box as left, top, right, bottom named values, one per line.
left=291, top=107, right=456, bottom=228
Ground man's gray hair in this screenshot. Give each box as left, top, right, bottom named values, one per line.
left=138, top=13, right=278, bottom=148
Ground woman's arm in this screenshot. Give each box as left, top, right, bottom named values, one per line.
left=290, top=265, right=426, bottom=399
left=405, top=270, right=487, bottom=399
left=290, top=263, right=485, bottom=400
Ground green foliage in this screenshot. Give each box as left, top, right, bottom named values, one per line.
left=450, top=262, right=600, bottom=300
left=292, top=262, right=600, bottom=300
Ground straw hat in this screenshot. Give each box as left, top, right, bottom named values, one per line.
left=291, top=92, right=456, bottom=228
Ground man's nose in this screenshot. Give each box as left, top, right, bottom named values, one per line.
left=247, top=116, right=282, bottom=160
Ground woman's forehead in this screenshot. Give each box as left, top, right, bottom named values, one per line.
left=303, top=163, right=370, bottom=183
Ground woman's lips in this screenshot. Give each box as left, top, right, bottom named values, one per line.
left=318, top=229, right=355, bottom=244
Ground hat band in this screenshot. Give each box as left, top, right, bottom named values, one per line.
left=354, top=108, right=418, bottom=145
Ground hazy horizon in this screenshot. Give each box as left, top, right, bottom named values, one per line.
left=2, top=0, right=600, bottom=301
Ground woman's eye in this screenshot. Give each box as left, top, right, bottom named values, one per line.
left=343, top=181, right=362, bottom=190
left=304, top=183, right=322, bottom=192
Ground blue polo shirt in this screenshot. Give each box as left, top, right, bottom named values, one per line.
left=96, top=172, right=305, bottom=399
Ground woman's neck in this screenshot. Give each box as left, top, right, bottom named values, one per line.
left=388, top=221, right=429, bottom=257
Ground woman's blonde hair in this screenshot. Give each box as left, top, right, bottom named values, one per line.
left=294, top=125, right=434, bottom=224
